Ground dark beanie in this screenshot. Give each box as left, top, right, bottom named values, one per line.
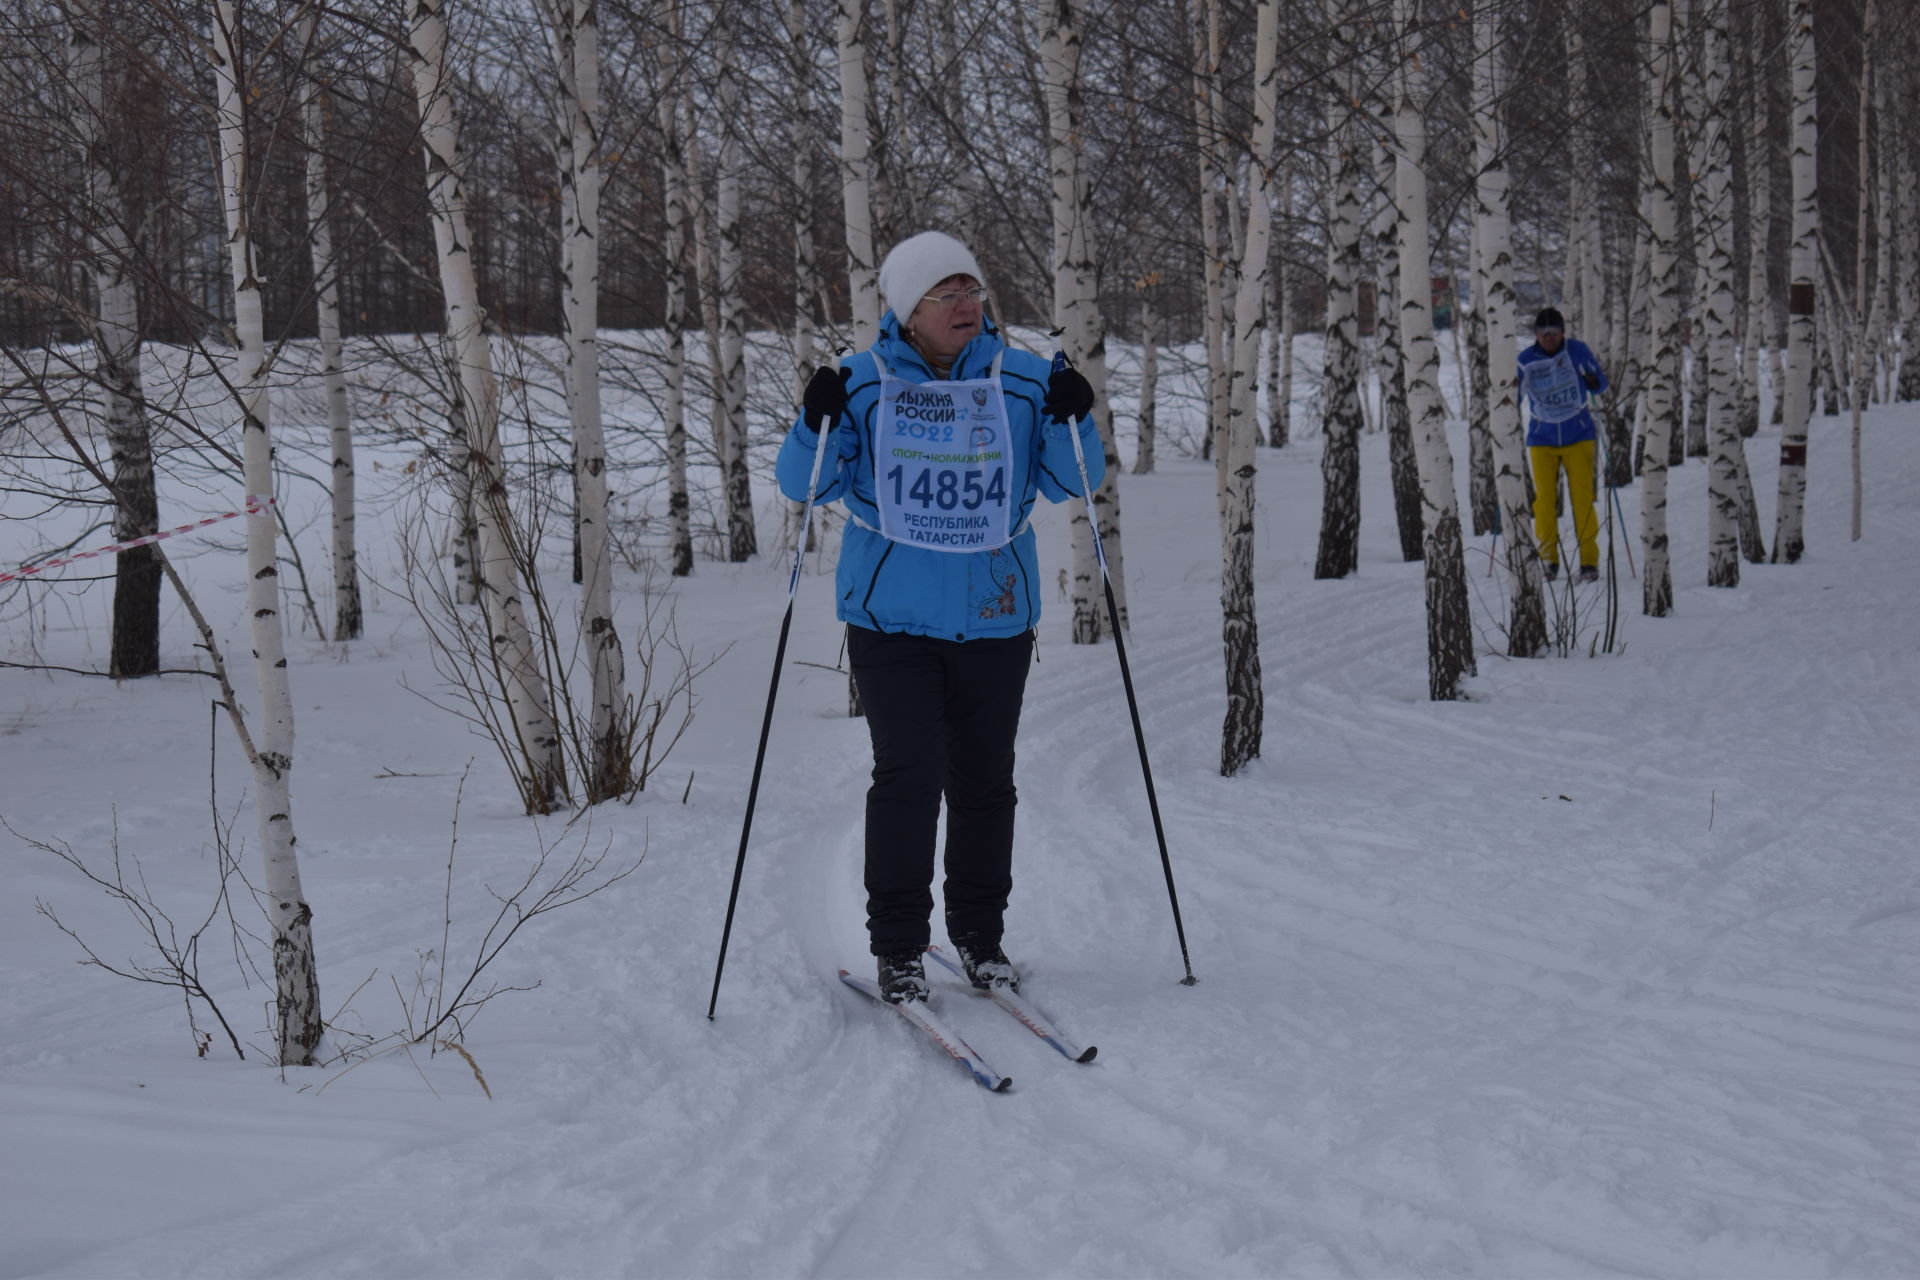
left=1534, top=306, right=1565, bottom=331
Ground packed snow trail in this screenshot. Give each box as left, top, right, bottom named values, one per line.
left=3, top=345, right=1917, bottom=1276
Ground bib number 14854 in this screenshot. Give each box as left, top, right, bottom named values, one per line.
left=885, top=465, right=1007, bottom=512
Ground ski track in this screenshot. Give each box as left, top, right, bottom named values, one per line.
left=4, top=348, right=1918, bottom=1277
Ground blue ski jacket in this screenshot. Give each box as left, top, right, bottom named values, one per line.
left=1517, top=337, right=1609, bottom=448
left=775, top=314, right=1104, bottom=642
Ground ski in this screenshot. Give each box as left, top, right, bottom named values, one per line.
left=837, top=969, right=1012, bottom=1092
left=924, top=946, right=1098, bottom=1064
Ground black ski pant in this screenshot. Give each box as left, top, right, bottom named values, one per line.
left=846, top=625, right=1034, bottom=958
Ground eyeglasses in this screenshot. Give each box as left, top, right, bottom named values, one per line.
left=1536, top=327, right=1564, bottom=338
left=922, top=286, right=988, bottom=308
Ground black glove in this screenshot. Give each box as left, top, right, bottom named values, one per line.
left=1042, top=366, right=1095, bottom=424
left=1581, top=371, right=1601, bottom=392
left=801, top=365, right=851, bottom=431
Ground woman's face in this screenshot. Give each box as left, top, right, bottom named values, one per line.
left=907, top=274, right=985, bottom=364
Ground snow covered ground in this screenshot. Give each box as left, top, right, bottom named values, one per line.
left=3, top=335, right=1917, bottom=1279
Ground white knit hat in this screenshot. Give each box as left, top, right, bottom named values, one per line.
left=878, top=231, right=985, bottom=324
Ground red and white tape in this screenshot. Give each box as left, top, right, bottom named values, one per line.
left=1, top=496, right=276, bottom=584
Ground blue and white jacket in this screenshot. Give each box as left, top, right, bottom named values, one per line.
left=1516, top=337, right=1609, bottom=448
left=775, top=314, right=1103, bottom=642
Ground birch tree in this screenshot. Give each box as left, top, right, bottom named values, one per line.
left=1862, top=5, right=1894, bottom=406
left=1697, top=0, right=1743, bottom=587
left=780, top=0, right=823, bottom=552
left=714, top=34, right=755, bottom=563
left=1465, top=231, right=1496, bottom=537
left=1738, top=0, right=1774, bottom=437
left=1372, top=123, right=1422, bottom=563
left=1564, top=21, right=1609, bottom=382
left=547, top=0, right=630, bottom=800
left=1679, top=0, right=1710, bottom=462
left=295, top=18, right=360, bottom=642
left=1219, top=0, right=1277, bottom=773
left=786, top=0, right=820, bottom=388
left=838, top=0, right=879, bottom=347
left=1642, top=0, right=1680, bottom=616
left=1266, top=176, right=1293, bottom=449
left=656, top=2, right=693, bottom=577
left=212, top=0, right=321, bottom=1065
left=67, top=1, right=160, bottom=678
left=1316, top=4, right=1365, bottom=582
left=1848, top=0, right=1874, bottom=542
left=1772, top=0, right=1816, bottom=564
left=1042, top=0, right=1126, bottom=642
left=1899, top=25, right=1920, bottom=404
left=409, top=0, right=565, bottom=811
left=1392, top=0, right=1473, bottom=700
left=1900, top=167, right=1920, bottom=398
left=1132, top=273, right=1161, bottom=475
left=1187, top=0, right=1229, bottom=487
left=1472, top=0, right=1545, bottom=655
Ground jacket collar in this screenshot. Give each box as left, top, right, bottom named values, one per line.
left=875, top=311, right=1004, bottom=381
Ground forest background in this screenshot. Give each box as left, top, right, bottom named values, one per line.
left=2, top=2, right=1918, bottom=1273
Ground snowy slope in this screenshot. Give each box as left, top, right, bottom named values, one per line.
left=2, top=337, right=1917, bottom=1279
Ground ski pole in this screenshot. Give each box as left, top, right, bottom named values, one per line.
left=1053, top=351, right=1197, bottom=986
left=707, top=360, right=841, bottom=1020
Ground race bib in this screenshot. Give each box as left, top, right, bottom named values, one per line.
left=873, top=369, right=1013, bottom=552
left=1522, top=350, right=1587, bottom=423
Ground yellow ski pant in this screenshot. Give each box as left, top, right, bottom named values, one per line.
left=1529, top=439, right=1598, bottom=569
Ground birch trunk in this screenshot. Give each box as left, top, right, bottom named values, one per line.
left=1773, top=0, right=1817, bottom=563
left=1219, top=0, right=1276, bottom=774
left=1373, top=124, right=1422, bottom=562
left=1133, top=277, right=1159, bottom=475
left=1900, top=156, right=1920, bottom=397
left=656, top=3, right=693, bottom=577
left=1739, top=0, right=1772, bottom=437
left=1182, top=0, right=1228, bottom=485
left=296, top=31, right=360, bottom=643
left=444, top=335, right=480, bottom=603
left=69, top=2, right=160, bottom=678
left=1643, top=0, right=1680, bottom=615
left=409, top=0, right=565, bottom=811
left=1315, top=13, right=1364, bottom=582
left=1816, top=268, right=1842, bottom=417
left=1466, top=227, right=1497, bottom=538
left=1565, top=23, right=1609, bottom=370
left=1623, top=186, right=1652, bottom=463
left=550, top=0, right=628, bottom=800
left=783, top=0, right=821, bottom=552
left=1393, top=0, right=1474, bottom=701
left=1899, top=33, right=1920, bottom=402
left=787, top=0, right=820, bottom=388
left=1849, top=0, right=1873, bottom=542
left=1699, top=0, right=1744, bottom=587
left=1267, top=175, right=1293, bottom=448
left=1187, top=0, right=1228, bottom=494
left=1043, top=0, right=1124, bottom=643
left=836, top=0, right=876, bottom=716
left=1864, top=14, right=1893, bottom=403
left=715, top=41, right=755, bottom=563
left=688, top=122, right=724, bottom=474
left=838, top=0, right=879, bottom=347
left=212, top=0, right=321, bottom=1066
left=1473, top=1, right=1545, bottom=655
